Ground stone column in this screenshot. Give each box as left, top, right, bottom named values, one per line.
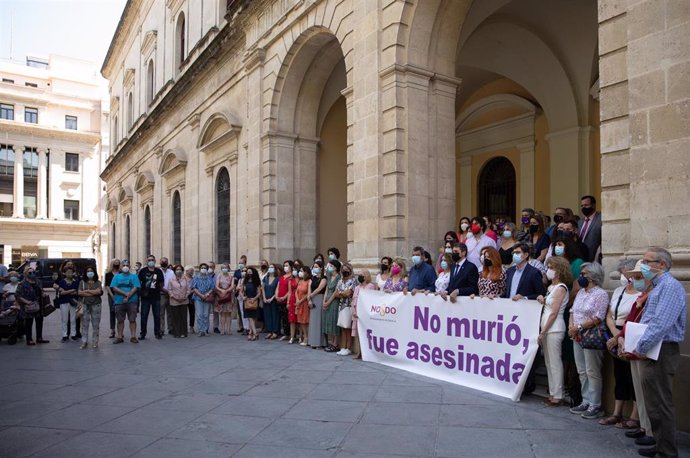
left=516, top=141, right=536, bottom=211
left=12, top=146, right=23, bottom=218
left=294, top=137, right=318, bottom=261
left=37, top=148, right=47, bottom=219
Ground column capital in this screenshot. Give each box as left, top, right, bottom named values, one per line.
left=12, top=145, right=23, bottom=153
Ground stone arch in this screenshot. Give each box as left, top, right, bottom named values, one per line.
left=456, top=93, right=537, bottom=133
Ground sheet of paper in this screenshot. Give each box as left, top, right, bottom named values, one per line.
left=624, top=322, right=662, bottom=361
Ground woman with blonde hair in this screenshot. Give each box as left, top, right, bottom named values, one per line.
left=537, top=255, right=574, bottom=406
left=474, top=247, right=506, bottom=298
left=215, top=263, right=235, bottom=335
left=383, top=258, right=408, bottom=292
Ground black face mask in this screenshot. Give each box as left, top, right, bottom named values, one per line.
left=451, top=253, right=461, bottom=262
left=484, top=258, right=493, bottom=267
left=261, top=265, right=268, bottom=271
left=380, top=263, right=389, bottom=272
left=553, top=215, right=564, bottom=224
left=113, top=265, right=120, bottom=270
left=577, top=275, right=589, bottom=288
left=160, top=262, right=169, bottom=268
left=357, top=275, right=365, bottom=283
left=582, top=207, right=595, bottom=217
left=529, top=225, right=539, bottom=234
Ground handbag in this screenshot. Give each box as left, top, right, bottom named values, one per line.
left=42, top=293, right=56, bottom=317
left=337, top=305, right=353, bottom=329
left=218, top=292, right=233, bottom=305
left=244, top=297, right=259, bottom=310
left=25, top=300, right=40, bottom=314
left=579, top=322, right=611, bottom=350
left=75, top=300, right=84, bottom=319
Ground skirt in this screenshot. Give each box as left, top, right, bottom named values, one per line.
left=296, top=301, right=310, bottom=324
left=308, top=294, right=325, bottom=347
left=322, top=299, right=339, bottom=336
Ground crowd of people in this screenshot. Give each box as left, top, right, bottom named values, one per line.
left=0, top=195, right=686, bottom=457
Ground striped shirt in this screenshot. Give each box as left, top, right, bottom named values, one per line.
left=637, top=272, right=687, bottom=354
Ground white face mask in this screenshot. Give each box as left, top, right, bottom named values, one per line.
left=620, top=273, right=629, bottom=288
left=460, top=223, right=469, bottom=232
left=284, top=266, right=290, bottom=273
left=298, top=271, right=304, bottom=278
left=546, top=269, right=556, bottom=281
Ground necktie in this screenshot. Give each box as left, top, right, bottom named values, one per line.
left=581, top=217, right=591, bottom=240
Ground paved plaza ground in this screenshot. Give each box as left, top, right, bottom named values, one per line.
left=0, top=313, right=688, bottom=458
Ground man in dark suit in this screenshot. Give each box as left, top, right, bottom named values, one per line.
left=448, top=243, right=479, bottom=302
left=578, top=195, right=602, bottom=263
left=502, top=242, right=545, bottom=300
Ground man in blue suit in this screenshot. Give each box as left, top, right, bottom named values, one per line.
left=503, top=242, right=545, bottom=300
left=448, top=243, right=479, bottom=302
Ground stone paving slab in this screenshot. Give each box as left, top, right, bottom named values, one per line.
left=0, top=313, right=688, bottom=457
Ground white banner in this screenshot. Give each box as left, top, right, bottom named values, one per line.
left=357, top=290, right=542, bottom=401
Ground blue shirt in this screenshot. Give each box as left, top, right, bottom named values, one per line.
left=637, top=272, right=687, bottom=354
left=509, top=263, right=526, bottom=298
left=110, top=272, right=141, bottom=305
left=408, top=262, right=437, bottom=292
left=191, top=274, right=216, bottom=302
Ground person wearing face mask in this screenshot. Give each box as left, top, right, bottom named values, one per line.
left=77, top=266, right=103, bottom=349
left=568, top=262, right=609, bottom=420
left=2, top=271, right=20, bottom=308
left=240, top=267, right=262, bottom=341
left=546, top=207, right=571, bottom=238
left=528, top=214, right=550, bottom=263
left=335, top=262, right=357, bottom=356
left=276, top=260, right=295, bottom=340
left=351, top=269, right=375, bottom=359
left=516, top=208, right=535, bottom=243
left=465, top=217, right=499, bottom=270
left=327, top=247, right=341, bottom=263
left=456, top=217, right=471, bottom=244
left=138, top=255, right=165, bottom=340
left=110, top=260, right=141, bottom=344
left=105, top=259, right=121, bottom=339
left=294, top=266, right=312, bottom=345
left=262, top=263, right=281, bottom=339
left=502, top=242, right=546, bottom=301
left=615, top=261, right=655, bottom=449
left=235, top=267, right=251, bottom=334
left=598, top=259, right=642, bottom=429
left=499, top=222, right=517, bottom=266
left=15, top=267, right=48, bottom=345
left=168, top=264, right=190, bottom=338
left=474, top=247, right=506, bottom=299
left=578, top=195, right=602, bottom=263
left=191, top=263, right=216, bottom=336
left=313, top=253, right=325, bottom=265
left=56, top=267, right=80, bottom=342
left=307, top=261, right=327, bottom=348
left=437, top=231, right=459, bottom=273
left=434, top=253, right=453, bottom=295
left=447, top=243, right=479, bottom=302
left=627, top=248, right=686, bottom=458
left=382, top=258, right=408, bottom=293
left=215, top=263, right=235, bottom=335
left=408, top=246, right=437, bottom=294
left=375, top=257, right=393, bottom=289
left=536, top=256, right=573, bottom=406
left=259, top=259, right=270, bottom=281
left=184, top=265, right=196, bottom=333
left=322, top=260, right=342, bottom=352
left=558, top=219, right=590, bottom=262
left=158, top=257, right=175, bottom=336
left=232, top=255, right=247, bottom=334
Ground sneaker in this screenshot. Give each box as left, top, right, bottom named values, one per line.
left=339, top=348, right=352, bottom=356
left=299, top=342, right=308, bottom=346
left=92, top=339, right=99, bottom=348
left=581, top=406, right=604, bottom=419
left=569, top=403, right=589, bottom=414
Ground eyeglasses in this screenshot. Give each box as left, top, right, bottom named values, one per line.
left=641, top=259, right=660, bottom=265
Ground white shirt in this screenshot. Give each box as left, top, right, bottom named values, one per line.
left=609, top=286, right=639, bottom=327
left=465, top=233, right=498, bottom=270
left=162, top=267, right=176, bottom=291
left=435, top=271, right=451, bottom=293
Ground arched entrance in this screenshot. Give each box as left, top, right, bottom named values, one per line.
left=477, top=157, right=516, bottom=222
left=269, top=28, right=348, bottom=261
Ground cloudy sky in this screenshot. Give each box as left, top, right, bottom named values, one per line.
left=0, top=0, right=127, bottom=68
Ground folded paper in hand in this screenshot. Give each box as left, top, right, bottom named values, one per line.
left=624, top=322, right=662, bottom=361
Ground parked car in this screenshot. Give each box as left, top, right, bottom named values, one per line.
left=16, top=258, right=97, bottom=289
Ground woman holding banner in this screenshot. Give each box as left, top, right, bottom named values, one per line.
left=475, top=247, right=505, bottom=299
left=538, top=256, right=573, bottom=406
left=383, top=258, right=408, bottom=293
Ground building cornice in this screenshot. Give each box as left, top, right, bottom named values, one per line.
left=0, top=119, right=101, bottom=144
left=101, top=0, right=140, bottom=78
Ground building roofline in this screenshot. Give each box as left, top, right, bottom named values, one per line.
left=100, top=0, right=134, bottom=78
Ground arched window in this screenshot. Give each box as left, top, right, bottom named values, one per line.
left=144, top=205, right=151, bottom=258
left=172, top=191, right=181, bottom=264
left=127, top=92, right=133, bottom=130
left=175, top=13, right=186, bottom=72
left=477, top=156, right=516, bottom=222
left=125, top=215, right=131, bottom=262
left=146, top=59, right=155, bottom=106
left=111, top=222, right=116, bottom=259
left=216, top=167, right=230, bottom=263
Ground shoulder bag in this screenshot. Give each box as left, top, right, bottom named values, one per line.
left=337, top=305, right=353, bottom=329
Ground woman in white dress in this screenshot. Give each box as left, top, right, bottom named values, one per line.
left=375, top=256, right=393, bottom=289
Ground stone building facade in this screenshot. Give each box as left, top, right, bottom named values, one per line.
left=0, top=55, right=109, bottom=269
left=101, top=0, right=689, bottom=429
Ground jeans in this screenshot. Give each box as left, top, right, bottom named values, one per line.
left=194, top=299, right=211, bottom=333
left=140, top=297, right=161, bottom=337
left=60, top=303, right=77, bottom=337
left=572, top=342, right=604, bottom=408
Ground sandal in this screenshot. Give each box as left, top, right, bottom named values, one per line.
left=616, top=419, right=640, bottom=429
left=598, top=415, right=622, bottom=426
left=544, top=399, right=564, bottom=407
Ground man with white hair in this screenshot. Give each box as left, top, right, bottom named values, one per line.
left=633, top=247, right=686, bottom=458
